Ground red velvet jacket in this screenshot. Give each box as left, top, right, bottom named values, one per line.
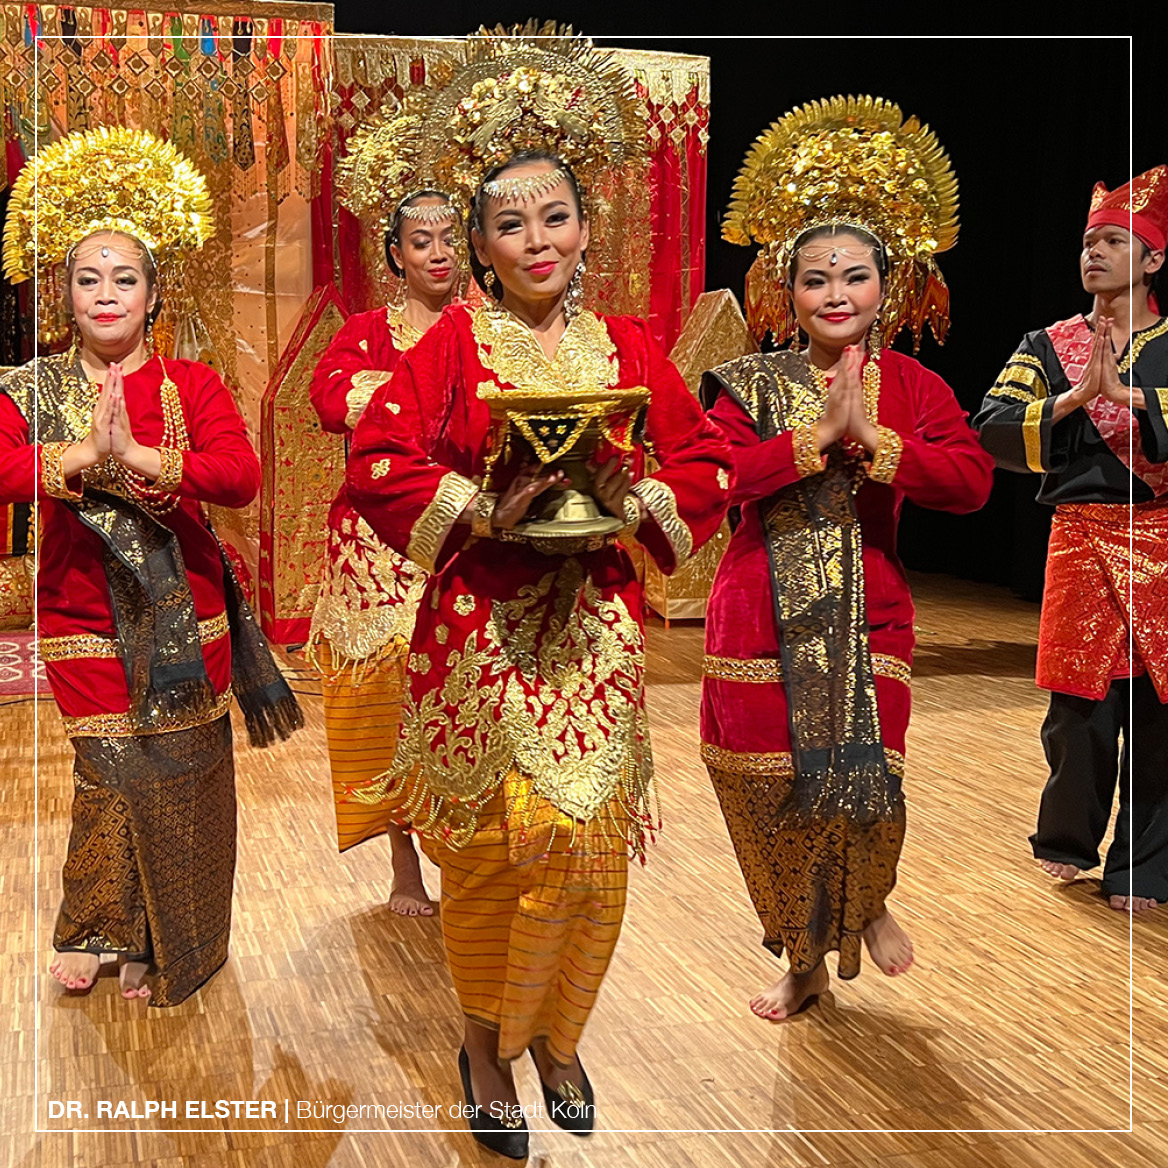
left=701, top=349, right=995, bottom=758
left=345, top=303, right=733, bottom=835
left=308, top=306, right=428, bottom=666
left=0, top=356, right=258, bottom=734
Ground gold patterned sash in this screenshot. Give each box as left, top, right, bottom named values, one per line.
left=704, top=352, right=898, bottom=823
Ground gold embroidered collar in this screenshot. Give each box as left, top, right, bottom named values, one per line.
left=471, top=304, right=619, bottom=398
left=385, top=304, right=426, bottom=353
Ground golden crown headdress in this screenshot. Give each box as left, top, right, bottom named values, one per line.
left=370, top=21, right=645, bottom=236
left=724, top=95, right=959, bottom=351
left=336, top=108, right=462, bottom=235
left=2, top=126, right=213, bottom=344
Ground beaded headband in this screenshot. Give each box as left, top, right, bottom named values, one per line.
left=480, top=166, right=570, bottom=206
left=397, top=199, right=461, bottom=226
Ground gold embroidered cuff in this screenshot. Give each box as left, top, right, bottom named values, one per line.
left=153, top=446, right=184, bottom=493
left=621, top=493, right=642, bottom=533
left=41, top=442, right=83, bottom=499
left=868, top=426, right=904, bottom=484
left=406, top=471, right=480, bottom=573
left=1022, top=399, right=1046, bottom=473
left=471, top=490, right=498, bottom=539
left=630, top=477, right=693, bottom=563
left=871, top=653, right=911, bottom=687
left=791, top=424, right=826, bottom=478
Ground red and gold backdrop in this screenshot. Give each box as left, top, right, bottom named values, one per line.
left=0, top=17, right=710, bottom=638
left=0, top=0, right=333, bottom=627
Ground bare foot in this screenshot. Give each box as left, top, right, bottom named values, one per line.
left=1109, top=894, right=1159, bottom=913
left=749, top=961, right=829, bottom=1021
left=48, top=951, right=100, bottom=992
left=1039, top=859, right=1081, bottom=881
left=118, top=959, right=152, bottom=1000
left=388, top=826, right=434, bottom=917
left=863, top=909, right=914, bottom=976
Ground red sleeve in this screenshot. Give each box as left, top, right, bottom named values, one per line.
left=310, top=312, right=396, bottom=435
left=173, top=364, right=261, bottom=508
left=706, top=388, right=806, bottom=504
left=881, top=361, right=996, bottom=513
left=627, top=322, right=734, bottom=575
left=346, top=315, right=478, bottom=574
left=0, top=393, right=39, bottom=504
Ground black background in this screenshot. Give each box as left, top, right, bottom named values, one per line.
left=328, top=12, right=1159, bottom=598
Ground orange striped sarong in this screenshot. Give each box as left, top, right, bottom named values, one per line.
left=415, top=771, right=629, bottom=1066
left=312, top=636, right=409, bottom=851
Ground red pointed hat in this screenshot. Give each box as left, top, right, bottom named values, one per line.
left=1086, top=164, right=1168, bottom=250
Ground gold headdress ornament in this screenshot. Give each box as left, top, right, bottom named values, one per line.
left=336, top=109, right=462, bottom=236
left=724, top=95, right=959, bottom=351
left=2, top=126, right=213, bottom=344
left=361, top=20, right=644, bottom=237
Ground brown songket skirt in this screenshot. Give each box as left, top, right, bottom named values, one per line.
left=53, top=715, right=237, bottom=1006
left=706, top=754, right=906, bottom=980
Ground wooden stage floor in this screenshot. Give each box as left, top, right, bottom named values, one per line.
left=2, top=573, right=1164, bottom=1167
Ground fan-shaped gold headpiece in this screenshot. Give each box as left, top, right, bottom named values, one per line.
left=724, top=95, right=959, bottom=351
left=336, top=109, right=462, bottom=237
left=2, top=126, right=213, bottom=344
left=352, top=21, right=645, bottom=238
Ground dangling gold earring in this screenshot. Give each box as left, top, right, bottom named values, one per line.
left=145, top=316, right=156, bottom=359
left=483, top=267, right=496, bottom=292
left=790, top=325, right=801, bottom=354
left=868, top=314, right=882, bottom=359
left=565, top=259, right=586, bottom=321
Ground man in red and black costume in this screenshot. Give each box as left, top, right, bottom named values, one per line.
left=975, top=166, right=1168, bottom=912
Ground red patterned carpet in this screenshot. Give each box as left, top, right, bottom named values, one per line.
left=0, top=631, right=44, bottom=697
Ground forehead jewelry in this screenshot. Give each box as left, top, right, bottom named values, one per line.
left=102, top=246, right=110, bottom=257
left=398, top=201, right=459, bottom=225
left=482, top=167, right=568, bottom=205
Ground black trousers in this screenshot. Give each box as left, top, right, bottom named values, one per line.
left=1031, top=675, right=1168, bottom=901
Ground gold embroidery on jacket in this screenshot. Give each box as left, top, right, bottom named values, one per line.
left=471, top=306, right=619, bottom=397
left=308, top=517, right=427, bottom=672
left=345, top=369, right=395, bottom=429
left=41, top=613, right=230, bottom=663
left=388, top=559, right=651, bottom=846
left=406, top=471, right=479, bottom=573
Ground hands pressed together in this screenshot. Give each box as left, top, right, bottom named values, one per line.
left=815, top=344, right=881, bottom=456
left=64, top=363, right=163, bottom=481
left=1053, top=315, right=1143, bottom=422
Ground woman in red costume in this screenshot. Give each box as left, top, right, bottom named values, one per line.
left=308, top=176, right=463, bottom=916
left=0, top=128, right=299, bottom=1006
left=348, top=146, right=731, bottom=1155
left=701, top=97, right=995, bottom=1022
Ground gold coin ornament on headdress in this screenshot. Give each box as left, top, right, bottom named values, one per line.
left=2, top=126, right=213, bottom=344
left=724, top=95, right=959, bottom=351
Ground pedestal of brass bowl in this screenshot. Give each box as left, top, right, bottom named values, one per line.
left=482, top=385, right=650, bottom=547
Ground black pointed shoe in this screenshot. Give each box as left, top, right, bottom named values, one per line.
left=457, top=1045, right=529, bottom=1160
left=528, top=1047, right=596, bottom=1136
